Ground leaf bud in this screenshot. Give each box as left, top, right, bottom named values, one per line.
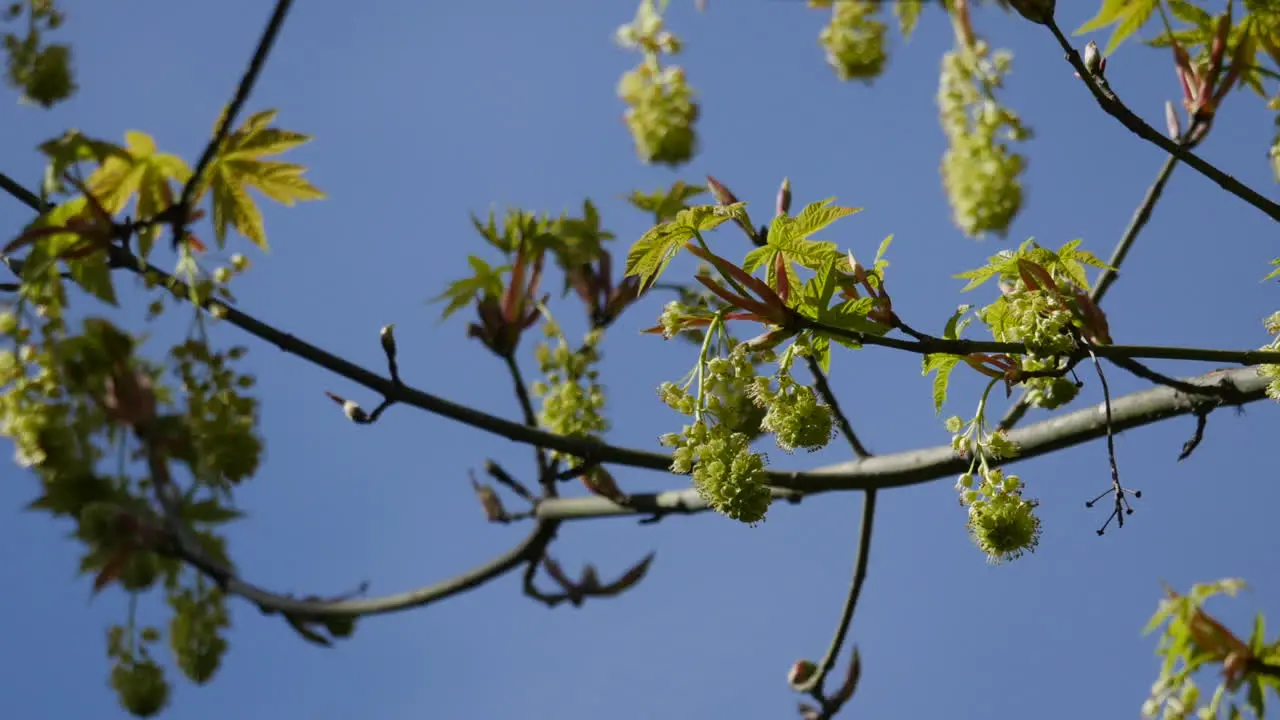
left=379, top=324, right=397, bottom=359
left=776, top=177, right=792, bottom=217
left=1083, top=40, right=1106, bottom=77
left=1165, top=100, right=1182, bottom=140
left=788, top=659, right=817, bottom=688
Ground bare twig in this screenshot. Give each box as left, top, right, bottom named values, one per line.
left=503, top=352, right=553, bottom=489
left=795, top=489, right=877, bottom=716
left=1081, top=344, right=1138, bottom=535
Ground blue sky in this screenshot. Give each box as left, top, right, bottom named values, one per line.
left=2, top=1, right=1279, bottom=718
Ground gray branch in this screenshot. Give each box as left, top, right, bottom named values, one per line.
left=536, top=367, right=1270, bottom=522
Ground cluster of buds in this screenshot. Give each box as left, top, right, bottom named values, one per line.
left=565, top=249, right=644, bottom=328
left=468, top=241, right=547, bottom=357
left=1167, top=8, right=1246, bottom=143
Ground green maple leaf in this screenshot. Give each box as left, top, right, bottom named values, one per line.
left=197, top=108, right=325, bottom=250
left=623, top=203, right=747, bottom=291
left=1264, top=258, right=1280, bottom=282
left=85, top=130, right=191, bottom=258
left=1075, top=0, right=1161, bottom=55
left=626, top=181, right=706, bottom=223
left=744, top=199, right=855, bottom=300
left=430, top=255, right=508, bottom=320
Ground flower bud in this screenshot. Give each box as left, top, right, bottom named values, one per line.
left=788, top=659, right=818, bottom=688
left=776, top=177, right=792, bottom=217
left=705, top=175, right=738, bottom=206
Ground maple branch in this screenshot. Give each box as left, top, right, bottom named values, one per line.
left=532, top=365, right=1269, bottom=521
left=1045, top=19, right=1280, bottom=225
left=178, top=0, right=294, bottom=220
left=807, top=318, right=1280, bottom=366
left=0, top=176, right=1274, bottom=493
left=171, top=517, right=559, bottom=619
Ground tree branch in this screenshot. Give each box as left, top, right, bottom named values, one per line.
left=1044, top=19, right=1280, bottom=224
left=533, top=365, right=1270, bottom=521
left=172, top=520, right=559, bottom=619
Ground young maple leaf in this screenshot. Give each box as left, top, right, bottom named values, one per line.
left=86, top=130, right=192, bottom=256
left=197, top=108, right=326, bottom=250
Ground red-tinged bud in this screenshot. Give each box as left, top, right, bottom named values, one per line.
left=788, top=660, right=818, bottom=689
left=469, top=475, right=506, bottom=522
left=1165, top=101, right=1182, bottom=139
left=1209, top=13, right=1230, bottom=76
left=581, top=466, right=629, bottom=503
left=776, top=177, right=791, bottom=217
left=705, top=175, right=739, bottom=206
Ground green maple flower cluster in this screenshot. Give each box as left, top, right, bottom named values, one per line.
left=985, top=278, right=1081, bottom=410
left=1, top=268, right=255, bottom=716
left=816, top=0, right=888, bottom=83
left=658, top=345, right=773, bottom=523
left=753, top=363, right=837, bottom=454
left=957, top=240, right=1111, bottom=411
left=616, top=0, right=698, bottom=167
left=948, top=415, right=1041, bottom=564
left=937, top=38, right=1029, bottom=238
left=532, top=321, right=610, bottom=462
left=658, top=333, right=837, bottom=524
left=2, top=0, right=75, bottom=107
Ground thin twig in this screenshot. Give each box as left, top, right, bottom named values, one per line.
left=176, top=0, right=295, bottom=222
left=173, top=520, right=559, bottom=619
left=796, top=489, right=877, bottom=711
left=1091, top=154, right=1181, bottom=305
left=806, top=355, right=872, bottom=458
left=1081, top=343, right=1137, bottom=535
left=503, top=352, right=553, bottom=491
left=1108, top=355, right=1244, bottom=402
